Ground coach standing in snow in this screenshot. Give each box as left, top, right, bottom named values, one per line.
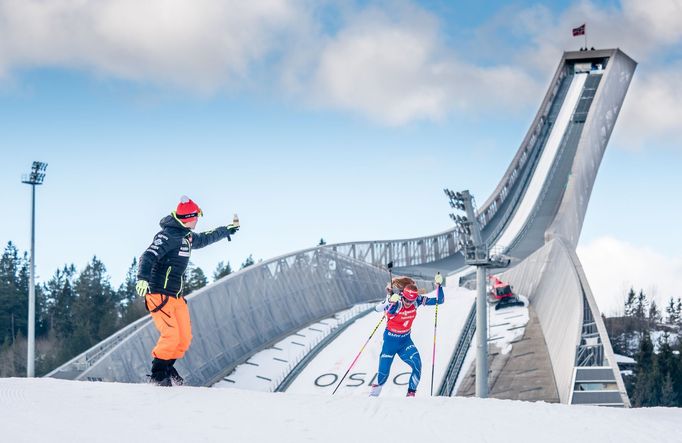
left=136, top=196, right=239, bottom=386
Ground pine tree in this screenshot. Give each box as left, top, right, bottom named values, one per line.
left=632, top=330, right=655, bottom=407
left=213, top=261, right=233, bottom=281
left=660, top=373, right=677, bottom=407
left=184, top=263, right=208, bottom=295
left=665, top=297, right=678, bottom=325
left=240, top=254, right=255, bottom=270
left=70, top=257, right=117, bottom=352
left=654, top=332, right=677, bottom=407
left=117, top=258, right=138, bottom=309
left=0, top=242, right=28, bottom=345
left=35, top=283, right=49, bottom=337
left=634, top=289, right=647, bottom=322
left=0, top=330, right=27, bottom=377
left=672, top=344, right=682, bottom=407
left=624, top=288, right=636, bottom=317
left=45, top=265, right=77, bottom=339
left=648, top=300, right=661, bottom=327
left=118, top=258, right=147, bottom=325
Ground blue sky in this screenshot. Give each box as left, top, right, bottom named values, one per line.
left=1, top=0, right=681, bottom=314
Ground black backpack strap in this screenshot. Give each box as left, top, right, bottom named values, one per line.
left=145, top=294, right=171, bottom=317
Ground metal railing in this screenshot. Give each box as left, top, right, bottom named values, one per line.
left=328, top=229, right=458, bottom=268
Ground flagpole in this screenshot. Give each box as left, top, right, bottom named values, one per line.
left=584, top=24, right=587, bottom=49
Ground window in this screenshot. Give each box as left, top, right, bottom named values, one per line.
left=575, top=382, right=618, bottom=391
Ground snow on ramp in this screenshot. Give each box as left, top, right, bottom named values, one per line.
left=488, top=294, right=530, bottom=355
left=214, top=304, right=375, bottom=391
left=1, top=377, right=680, bottom=443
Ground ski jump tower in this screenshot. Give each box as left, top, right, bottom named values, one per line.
left=48, top=49, right=636, bottom=407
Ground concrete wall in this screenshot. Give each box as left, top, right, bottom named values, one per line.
left=500, top=238, right=583, bottom=403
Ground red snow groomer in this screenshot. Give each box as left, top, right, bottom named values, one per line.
left=488, top=276, right=525, bottom=310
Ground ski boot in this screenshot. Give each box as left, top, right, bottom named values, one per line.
left=406, top=389, right=416, bottom=397
left=149, top=358, right=172, bottom=387
left=369, top=384, right=383, bottom=397
left=168, top=360, right=184, bottom=386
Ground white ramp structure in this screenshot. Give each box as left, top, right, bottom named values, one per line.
left=48, top=49, right=636, bottom=407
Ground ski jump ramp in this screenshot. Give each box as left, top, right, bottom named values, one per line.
left=48, top=49, right=636, bottom=407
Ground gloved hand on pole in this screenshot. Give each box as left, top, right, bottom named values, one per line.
left=435, top=272, right=444, bottom=286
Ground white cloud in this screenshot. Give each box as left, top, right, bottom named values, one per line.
left=305, top=6, right=538, bottom=125
left=0, top=0, right=680, bottom=131
left=308, top=9, right=449, bottom=124
left=0, top=0, right=304, bottom=92
left=577, top=236, right=682, bottom=316
left=614, top=64, right=682, bottom=149
left=308, top=0, right=682, bottom=128
left=0, top=0, right=540, bottom=124
left=622, top=0, right=682, bottom=47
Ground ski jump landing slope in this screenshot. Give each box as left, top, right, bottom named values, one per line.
left=285, top=285, right=476, bottom=398
left=48, top=49, right=636, bottom=407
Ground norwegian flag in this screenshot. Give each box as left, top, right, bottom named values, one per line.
left=572, top=24, right=586, bottom=36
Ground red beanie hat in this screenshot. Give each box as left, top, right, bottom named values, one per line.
left=175, top=195, right=202, bottom=223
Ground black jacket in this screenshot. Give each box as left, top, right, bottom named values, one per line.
left=138, top=215, right=232, bottom=297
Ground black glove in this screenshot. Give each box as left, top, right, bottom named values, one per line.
left=227, top=213, right=240, bottom=236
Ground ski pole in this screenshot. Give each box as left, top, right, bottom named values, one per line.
left=430, top=273, right=441, bottom=396
left=332, top=315, right=385, bottom=395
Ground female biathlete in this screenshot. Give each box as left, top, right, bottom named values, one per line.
left=369, top=273, right=444, bottom=397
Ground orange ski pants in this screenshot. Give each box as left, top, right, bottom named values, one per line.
left=147, top=293, right=193, bottom=360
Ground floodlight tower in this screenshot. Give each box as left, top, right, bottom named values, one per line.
left=445, top=188, right=509, bottom=398
left=22, top=161, right=48, bottom=377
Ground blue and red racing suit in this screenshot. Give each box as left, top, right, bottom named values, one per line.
left=373, top=285, right=444, bottom=392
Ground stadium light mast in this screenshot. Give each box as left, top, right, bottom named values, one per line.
left=22, top=161, right=47, bottom=377
left=445, top=188, right=509, bottom=398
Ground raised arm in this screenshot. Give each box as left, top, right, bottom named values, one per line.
left=190, top=227, right=233, bottom=249
left=419, top=273, right=445, bottom=306
left=420, top=285, right=444, bottom=306
left=192, top=215, right=240, bottom=249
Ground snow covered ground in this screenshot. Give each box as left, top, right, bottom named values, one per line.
left=2, top=377, right=680, bottom=443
